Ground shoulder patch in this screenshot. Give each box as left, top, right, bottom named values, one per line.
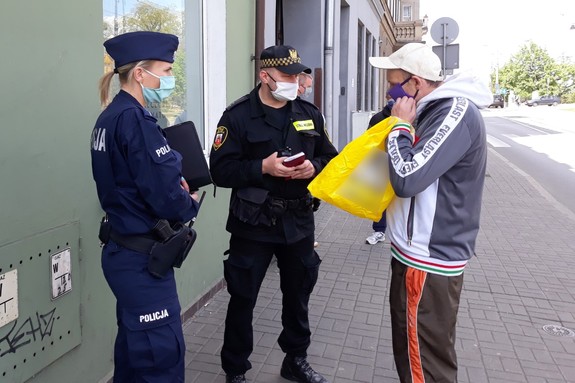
left=212, top=126, right=228, bottom=151
left=226, top=95, right=250, bottom=111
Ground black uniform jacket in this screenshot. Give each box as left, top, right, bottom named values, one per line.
left=210, top=85, right=338, bottom=244
left=368, top=100, right=393, bottom=129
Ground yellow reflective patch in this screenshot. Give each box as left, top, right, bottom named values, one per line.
left=293, top=120, right=314, bottom=131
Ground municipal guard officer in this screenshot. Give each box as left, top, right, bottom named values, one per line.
left=91, top=31, right=199, bottom=382
left=210, top=45, right=338, bottom=383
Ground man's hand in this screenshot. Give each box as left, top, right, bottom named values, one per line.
left=262, top=151, right=296, bottom=178
left=181, top=177, right=199, bottom=201
left=287, top=160, right=315, bottom=180
left=391, top=96, right=417, bottom=124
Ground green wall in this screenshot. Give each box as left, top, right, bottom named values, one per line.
left=226, top=0, right=256, bottom=102
left=0, top=0, right=113, bottom=381
left=0, top=1, right=251, bottom=382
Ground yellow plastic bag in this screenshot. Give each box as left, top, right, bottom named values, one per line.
left=308, top=116, right=398, bottom=220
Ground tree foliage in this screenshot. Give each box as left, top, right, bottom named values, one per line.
left=123, top=2, right=182, bottom=35
left=494, top=41, right=575, bottom=102
left=103, top=2, right=186, bottom=117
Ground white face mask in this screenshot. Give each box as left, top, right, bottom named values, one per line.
left=302, top=86, right=313, bottom=98
left=266, top=72, right=298, bottom=101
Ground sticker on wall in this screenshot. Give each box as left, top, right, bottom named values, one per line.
left=0, top=269, right=19, bottom=327
left=51, top=248, right=72, bottom=300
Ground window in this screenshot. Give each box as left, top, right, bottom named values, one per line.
left=102, top=0, right=204, bottom=144
left=365, top=30, right=372, bottom=110
left=371, top=36, right=378, bottom=111
left=357, top=22, right=364, bottom=110
left=402, top=5, right=412, bottom=21
left=388, top=0, right=401, bottom=22
left=387, top=0, right=395, bottom=21
left=356, top=23, right=378, bottom=112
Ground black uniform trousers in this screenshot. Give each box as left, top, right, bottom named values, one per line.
left=221, top=233, right=321, bottom=375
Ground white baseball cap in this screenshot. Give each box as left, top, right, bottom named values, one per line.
left=369, top=43, right=443, bottom=81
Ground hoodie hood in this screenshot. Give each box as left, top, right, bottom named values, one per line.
left=416, top=72, right=493, bottom=115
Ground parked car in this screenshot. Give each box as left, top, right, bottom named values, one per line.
left=489, top=94, right=505, bottom=108
left=525, top=95, right=561, bottom=107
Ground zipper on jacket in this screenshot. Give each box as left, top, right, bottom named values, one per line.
left=407, top=196, right=415, bottom=246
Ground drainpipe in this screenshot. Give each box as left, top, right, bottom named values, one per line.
left=255, top=0, right=265, bottom=86
left=324, top=0, right=336, bottom=147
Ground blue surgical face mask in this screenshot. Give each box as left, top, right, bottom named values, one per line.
left=140, top=69, right=176, bottom=104
left=387, top=77, right=418, bottom=100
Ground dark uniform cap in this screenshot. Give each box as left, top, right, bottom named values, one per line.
left=104, top=31, right=179, bottom=70
left=260, top=45, right=311, bottom=75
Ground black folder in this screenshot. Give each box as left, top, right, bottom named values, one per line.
left=163, top=121, right=212, bottom=190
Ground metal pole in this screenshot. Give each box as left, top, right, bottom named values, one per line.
left=114, top=0, right=118, bottom=35
left=324, top=0, right=335, bottom=147
left=442, top=23, right=447, bottom=79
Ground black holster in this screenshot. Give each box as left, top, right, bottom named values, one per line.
left=98, top=216, right=112, bottom=244
left=98, top=217, right=197, bottom=279
left=147, top=222, right=197, bottom=279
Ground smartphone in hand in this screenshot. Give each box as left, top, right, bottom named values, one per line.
left=282, top=152, right=306, bottom=167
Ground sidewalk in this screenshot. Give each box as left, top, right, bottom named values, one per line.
left=183, top=149, right=575, bottom=383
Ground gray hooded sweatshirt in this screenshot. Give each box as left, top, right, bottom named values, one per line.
left=386, top=72, right=492, bottom=276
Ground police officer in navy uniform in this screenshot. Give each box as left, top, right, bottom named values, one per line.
left=210, top=45, right=338, bottom=383
left=91, top=31, right=200, bottom=382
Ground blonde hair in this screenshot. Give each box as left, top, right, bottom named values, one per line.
left=98, top=60, right=151, bottom=107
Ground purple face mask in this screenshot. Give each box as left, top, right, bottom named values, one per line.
left=387, top=77, right=415, bottom=100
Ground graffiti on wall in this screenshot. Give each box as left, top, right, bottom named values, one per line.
left=0, top=308, right=56, bottom=357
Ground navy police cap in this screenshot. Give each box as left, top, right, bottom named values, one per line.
left=104, top=31, right=179, bottom=70
left=260, top=45, right=311, bottom=75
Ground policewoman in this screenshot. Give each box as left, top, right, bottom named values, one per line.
left=90, top=31, right=199, bottom=382
left=210, top=45, right=338, bottom=383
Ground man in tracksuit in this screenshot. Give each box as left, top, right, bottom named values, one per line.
left=369, top=43, right=493, bottom=382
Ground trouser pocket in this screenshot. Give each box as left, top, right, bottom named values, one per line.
left=121, top=298, right=184, bottom=371
left=224, top=258, right=259, bottom=304
left=125, top=321, right=184, bottom=370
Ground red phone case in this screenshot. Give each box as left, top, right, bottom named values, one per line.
left=283, top=152, right=306, bottom=167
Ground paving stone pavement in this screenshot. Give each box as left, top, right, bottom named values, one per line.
left=183, top=148, right=575, bottom=383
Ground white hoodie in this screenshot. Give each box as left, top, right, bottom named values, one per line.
left=417, top=71, right=493, bottom=114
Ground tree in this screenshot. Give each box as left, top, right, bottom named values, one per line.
left=123, top=2, right=182, bottom=35
left=495, top=41, right=575, bottom=101
left=118, top=2, right=185, bottom=118
left=171, top=47, right=186, bottom=108
left=555, top=62, right=575, bottom=102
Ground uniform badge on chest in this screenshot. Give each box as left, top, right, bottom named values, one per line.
left=293, top=120, right=314, bottom=131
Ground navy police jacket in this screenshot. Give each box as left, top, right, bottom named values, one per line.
left=91, top=90, right=199, bottom=236
left=209, top=85, right=338, bottom=244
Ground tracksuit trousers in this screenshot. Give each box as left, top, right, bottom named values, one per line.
left=389, top=258, right=464, bottom=383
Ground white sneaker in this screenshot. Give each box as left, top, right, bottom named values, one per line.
left=365, top=231, right=385, bottom=245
